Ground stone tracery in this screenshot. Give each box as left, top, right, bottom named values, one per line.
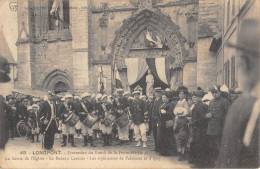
left=110, top=9, right=188, bottom=70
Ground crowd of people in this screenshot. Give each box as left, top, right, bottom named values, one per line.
left=1, top=84, right=242, bottom=167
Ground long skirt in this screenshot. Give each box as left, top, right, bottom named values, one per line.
left=157, top=125, right=177, bottom=156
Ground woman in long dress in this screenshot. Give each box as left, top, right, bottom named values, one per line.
left=157, top=92, right=176, bottom=156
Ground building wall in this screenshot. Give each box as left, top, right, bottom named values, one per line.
left=196, top=0, right=221, bottom=91
left=197, top=38, right=217, bottom=90
left=15, top=0, right=224, bottom=94
left=222, top=0, right=259, bottom=88
left=183, top=62, right=197, bottom=91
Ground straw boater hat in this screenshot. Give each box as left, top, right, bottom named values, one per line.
left=174, top=107, right=188, bottom=117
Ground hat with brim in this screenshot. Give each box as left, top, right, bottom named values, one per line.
left=116, top=88, right=124, bottom=93
left=132, top=91, right=140, bottom=95
left=81, top=92, right=90, bottom=100
left=192, top=90, right=205, bottom=98
left=174, top=107, right=188, bottom=117
left=226, top=19, right=259, bottom=56
left=64, top=94, right=73, bottom=99
left=154, top=87, right=162, bottom=92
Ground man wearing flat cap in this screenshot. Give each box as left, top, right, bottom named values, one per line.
left=217, top=19, right=259, bottom=168
left=39, top=91, right=58, bottom=150
left=206, top=85, right=230, bottom=167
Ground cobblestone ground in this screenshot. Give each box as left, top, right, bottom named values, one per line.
left=0, top=134, right=193, bottom=169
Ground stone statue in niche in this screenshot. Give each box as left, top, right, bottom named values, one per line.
left=146, top=69, right=154, bottom=97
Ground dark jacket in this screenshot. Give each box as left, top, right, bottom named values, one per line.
left=152, top=97, right=163, bottom=123
left=207, top=96, right=230, bottom=136
left=39, top=101, right=58, bottom=131
left=130, top=98, right=146, bottom=125
left=159, top=102, right=175, bottom=126
left=217, top=95, right=259, bottom=168
left=191, top=100, right=208, bottom=142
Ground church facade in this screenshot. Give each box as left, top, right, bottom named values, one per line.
left=15, top=0, right=222, bottom=94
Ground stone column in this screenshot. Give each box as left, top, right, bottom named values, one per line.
left=15, top=0, right=33, bottom=89
left=71, top=0, right=91, bottom=94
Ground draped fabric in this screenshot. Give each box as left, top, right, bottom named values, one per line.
left=135, top=58, right=149, bottom=85
left=125, top=57, right=170, bottom=86
left=125, top=58, right=149, bottom=86
left=146, top=58, right=171, bottom=85
left=146, top=58, right=161, bottom=83
left=155, top=58, right=168, bottom=84
left=125, top=58, right=139, bottom=86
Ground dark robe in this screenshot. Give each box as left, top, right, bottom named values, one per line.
left=157, top=102, right=176, bottom=156
left=39, top=100, right=58, bottom=150
left=189, top=100, right=209, bottom=165
left=217, top=95, right=259, bottom=168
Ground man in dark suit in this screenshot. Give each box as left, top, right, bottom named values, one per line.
left=39, top=91, right=58, bottom=150
left=206, top=85, right=230, bottom=167
left=151, top=87, right=163, bottom=152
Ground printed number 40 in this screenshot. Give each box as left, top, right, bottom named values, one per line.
left=20, top=151, right=26, bottom=154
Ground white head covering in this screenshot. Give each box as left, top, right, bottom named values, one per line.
left=64, top=94, right=73, bottom=99
left=74, top=96, right=80, bottom=100
left=96, top=93, right=102, bottom=101
left=81, top=92, right=91, bottom=100
left=123, top=91, right=130, bottom=97
left=101, top=94, right=108, bottom=101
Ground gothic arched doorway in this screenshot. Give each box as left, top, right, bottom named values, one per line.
left=54, top=81, right=68, bottom=93
left=110, top=9, right=188, bottom=92
left=41, top=69, right=73, bottom=93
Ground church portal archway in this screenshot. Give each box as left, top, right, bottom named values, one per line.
left=110, top=9, right=188, bottom=90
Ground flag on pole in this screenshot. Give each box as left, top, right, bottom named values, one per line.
left=115, top=64, right=123, bottom=89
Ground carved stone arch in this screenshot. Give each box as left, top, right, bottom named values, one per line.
left=41, top=69, right=73, bottom=92
left=110, top=9, right=188, bottom=69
